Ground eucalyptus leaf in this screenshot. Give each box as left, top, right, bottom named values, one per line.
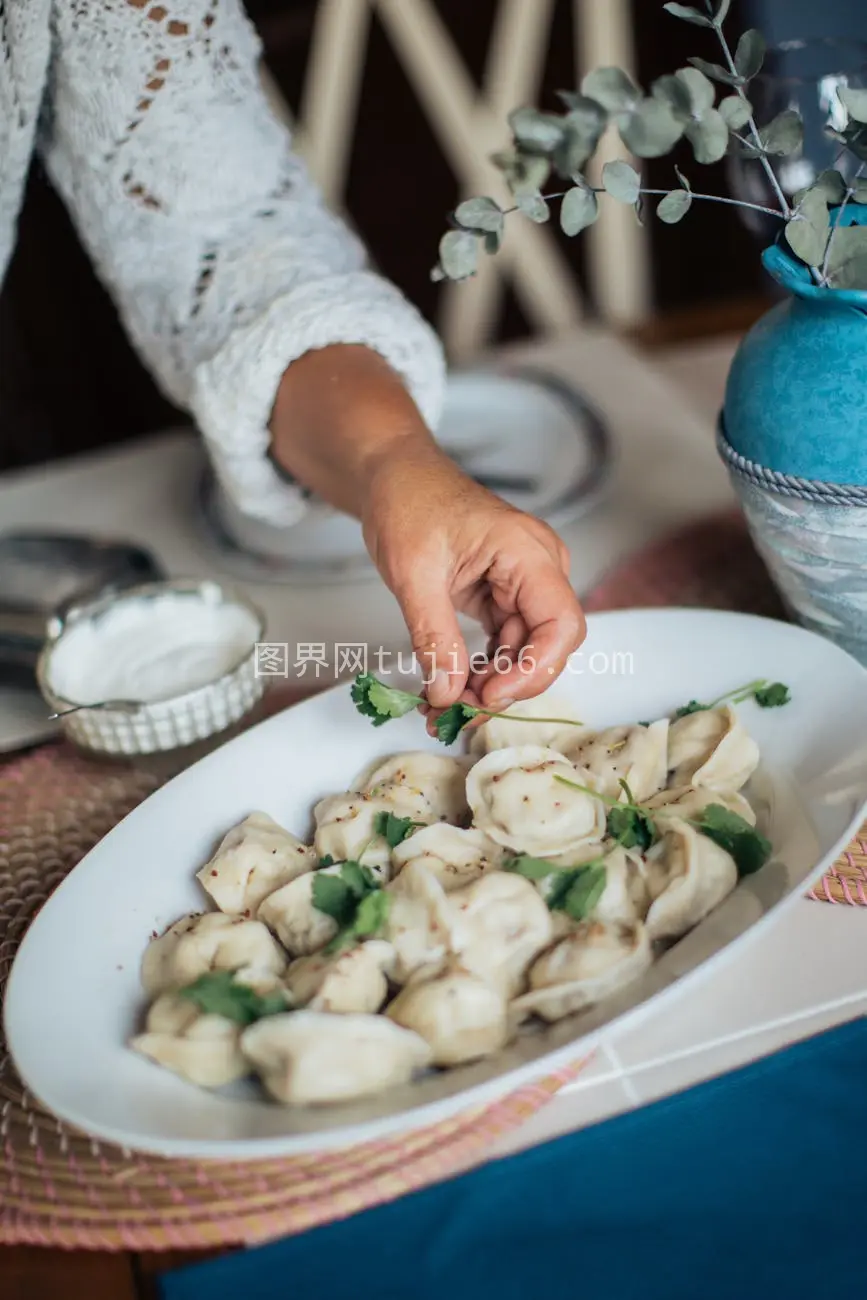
left=581, top=66, right=639, bottom=113
left=734, top=30, right=765, bottom=81
left=491, top=148, right=550, bottom=195
left=853, top=178, right=867, bottom=204
left=560, top=184, right=599, bottom=235
left=554, top=99, right=608, bottom=176
left=651, top=74, right=695, bottom=121
left=620, top=97, right=685, bottom=158
left=824, top=225, right=867, bottom=288
left=674, top=164, right=692, bottom=191
left=686, top=109, right=729, bottom=164
left=714, top=0, right=732, bottom=23
left=438, top=229, right=479, bottom=280
left=687, top=56, right=745, bottom=88
left=516, top=189, right=551, bottom=223
left=761, top=108, right=804, bottom=157
left=784, top=189, right=829, bottom=268
left=719, top=94, right=753, bottom=130
left=840, top=86, right=867, bottom=125
left=662, top=2, right=713, bottom=26
left=794, top=169, right=846, bottom=206
left=454, top=196, right=504, bottom=234
left=675, top=66, right=716, bottom=114
left=602, top=159, right=641, bottom=203
left=657, top=189, right=693, bottom=223
left=508, top=106, right=565, bottom=154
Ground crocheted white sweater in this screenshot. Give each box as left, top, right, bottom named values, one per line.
left=0, top=0, right=446, bottom=524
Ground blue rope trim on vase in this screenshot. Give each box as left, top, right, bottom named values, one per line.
left=716, top=425, right=867, bottom=506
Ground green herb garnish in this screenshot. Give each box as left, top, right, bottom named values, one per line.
left=688, top=804, right=772, bottom=877
left=177, top=971, right=288, bottom=1025
left=351, top=673, right=583, bottom=746
left=753, top=682, right=791, bottom=708
left=311, top=859, right=392, bottom=954
left=554, top=774, right=659, bottom=851
left=504, top=854, right=608, bottom=921
left=374, top=810, right=421, bottom=848
left=318, top=854, right=335, bottom=868
left=673, top=678, right=791, bottom=718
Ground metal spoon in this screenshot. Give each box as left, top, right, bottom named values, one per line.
left=48, top=699, right=144, bottom=720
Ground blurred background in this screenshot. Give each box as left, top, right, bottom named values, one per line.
left=1, top=0, right=862, bottom=473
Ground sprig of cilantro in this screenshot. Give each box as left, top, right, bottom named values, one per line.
left=311, top=860, right=392, bottom=954
left=351, top=673, right=583, bottom=745
left=688, top=804, right=772, bottom=876
left=554, top=775, right=770, bottom=876
left=673, top=679, right=791, bottom=718
left=504, top=854, right=608, bottom=923
left=177, top=971, right=288, bottom=1025
left=373, top=810, right=422, bottom=848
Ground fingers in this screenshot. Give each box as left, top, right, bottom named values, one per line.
left=393, top=575, right=470, bottom=709
left=469, top=613, right=528, bottom=701
left=480, top=564, right=585, bottom=707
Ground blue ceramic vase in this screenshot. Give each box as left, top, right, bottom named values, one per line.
left=717, top=205, right=867, bottom=665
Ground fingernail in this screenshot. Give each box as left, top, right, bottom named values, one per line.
left=430, top=669, right=451, bottom=701
left=490, top=696, right=516, bottom=711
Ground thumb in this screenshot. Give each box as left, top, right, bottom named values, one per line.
left=393, top=577, right=469, bottom=709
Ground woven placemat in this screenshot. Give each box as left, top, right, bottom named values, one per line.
left=0, top=507, right=863, bottom=1250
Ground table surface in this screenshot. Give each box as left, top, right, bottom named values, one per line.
left=2, top=328, right=865, bottom=1296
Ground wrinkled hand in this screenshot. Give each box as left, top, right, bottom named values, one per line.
left=362, top=445, right=586, bottom=716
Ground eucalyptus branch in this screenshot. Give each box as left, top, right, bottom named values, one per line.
left=502, top=187, right=785, bottom=223
left=710, top=14, right=791, bottom=218
left=821, top=160, right=866, bottom=283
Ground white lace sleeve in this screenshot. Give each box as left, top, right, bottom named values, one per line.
left=41, top=0, right=446, bottom=526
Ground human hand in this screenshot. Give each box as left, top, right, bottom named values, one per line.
left=361, top=444, right=586, bottom=714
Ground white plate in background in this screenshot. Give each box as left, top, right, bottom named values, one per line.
left=6, top=609, right=867, bottom=1159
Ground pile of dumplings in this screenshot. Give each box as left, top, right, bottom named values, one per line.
left=130, top=696, right=763, bottom=1107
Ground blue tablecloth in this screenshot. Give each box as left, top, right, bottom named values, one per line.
left=160, top=1016, right=867, bottom=1300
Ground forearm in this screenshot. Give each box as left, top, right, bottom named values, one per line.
left=269, top=345, right=445, bottom=519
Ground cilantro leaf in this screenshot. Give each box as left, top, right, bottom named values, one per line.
left=374, top=810, right=421, bottom=848
left=351, top=673, right=423, bottom=726
left=434, top=702, right=477, bottom=745
left=318, top=854, right=335, bottom=868
left=311, top=872, right=357, bottom=925
left=672, top=678, right=791, bottom=718
left=504, top=854, right=561, bottom=881
left=178, top=971, right=288, bottom=1025
left=754, top=682, right=790, bottom=708
left=325, top=889, right=392, bottom=954
left=690, top=803, right=772, bottom=876
left=560, top=865, right=608, bottom=922
left=674, top=700, right=705, bottom=718
left=607, top=804, right=656, bottom=852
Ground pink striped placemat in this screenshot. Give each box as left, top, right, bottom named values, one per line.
left=0, top=506, right=862, bottom=1251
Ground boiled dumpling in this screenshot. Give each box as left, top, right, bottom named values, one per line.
left=641, top=816, right=738, bottom=942
left=466, top=745, right=605, bottom=857
left=468, top=695, right=585, bottom=758
left=313, top=786, right=436, bottom=878
left=129, top=993, right=249, bottom=1087
left=387, top=968, right=509, bottom=1065
left=141, top=912, right=287, bottom=998
left=384, top=860, right=459, bottom=984
left=391, top=824, right=505, bottom=891
left=448, top=870, right=553, bottom=998
left=646, top=784, right=756, bottom=827
left=667, top=705, right=759, bottom=791
left=258, top=864, right=346, bottom=956
left=590, top=847, right=650, bottom=927
left=284, top=940, right=395, bottom=1014
left=354, top=752, right=470, bottom=824
left=240, top=1010, right=432, bottom=1105
left=511, top=920, right=652, bottom=1024
left=196, top=812, right=316, bottom=917
left=565, top=721, right=669, bottom=802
